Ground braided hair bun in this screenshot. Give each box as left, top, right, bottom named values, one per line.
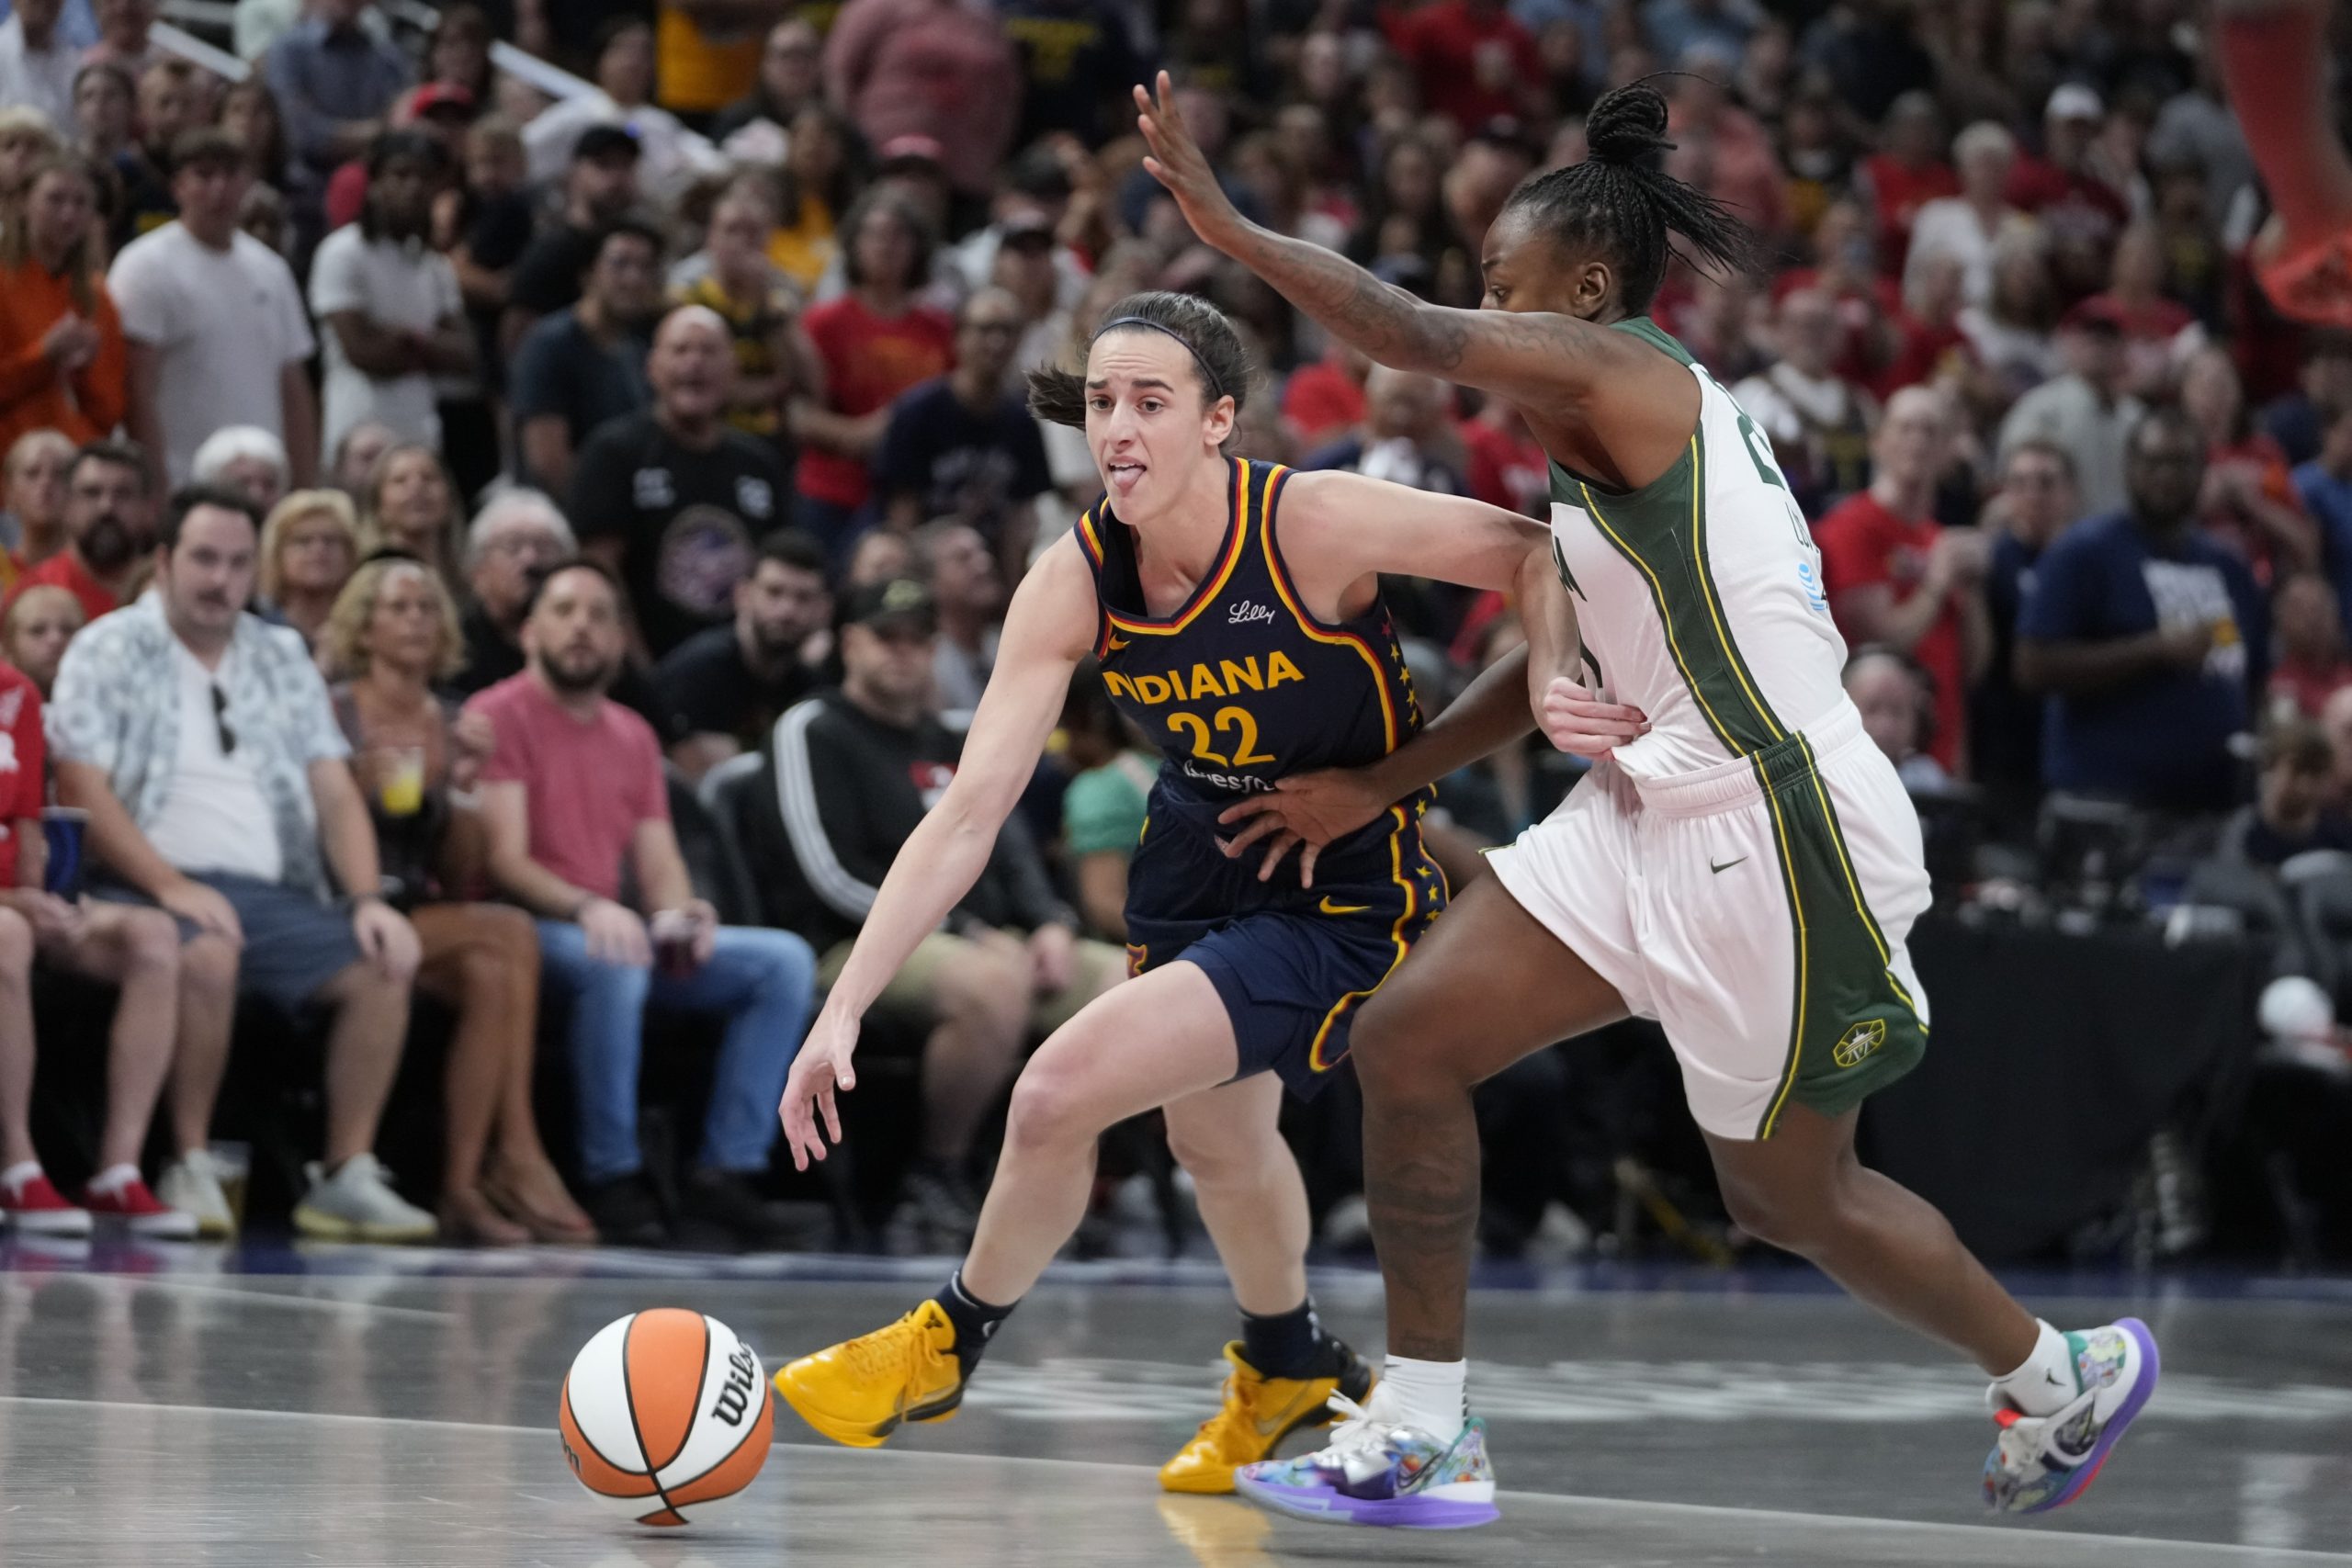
left=1583, top=81, right=1674, bottom=170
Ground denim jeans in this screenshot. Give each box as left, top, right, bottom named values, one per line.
left=536, top=920, right=817, bottom=1184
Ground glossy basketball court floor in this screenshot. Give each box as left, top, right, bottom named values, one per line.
left=0, top=1240, right=2346, bottom=1567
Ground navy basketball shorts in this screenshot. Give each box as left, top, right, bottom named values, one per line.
left=1122, top=784, right=1446, bottom=1099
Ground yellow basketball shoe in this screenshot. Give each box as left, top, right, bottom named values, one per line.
left=1159, top=1340, right=1376, bottom=1495
left=773, top=1300, right=967, bottom=1448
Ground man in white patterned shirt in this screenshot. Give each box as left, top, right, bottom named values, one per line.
left=49, top=484, right=435, bottom=1242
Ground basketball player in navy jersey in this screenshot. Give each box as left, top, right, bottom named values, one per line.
left=767, top=291, right=1575, bottom=1490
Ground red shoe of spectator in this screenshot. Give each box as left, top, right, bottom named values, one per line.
left=83, top=1176, right=198, bottom=1239
left=1, top=1168, right=94, bottom=1235
left=2256, top=216, right=2352, bottom=329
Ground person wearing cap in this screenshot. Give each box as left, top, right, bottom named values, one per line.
left=319, top=81, right=475, bottom=234
left=468, top=558, right=816, bottom=1249
left=109, top=129, right=319, bottom=490
left=1997, top=295, right=2145, bottom=516
left=263, top=0, right=413, bottom=226
left=501, top=121, right=643, bottom=355
left=509, top=214, right=664, bottom=498
left=309, top=131, right=473, bottom=466
left=524, top=17, right=727, bottom=206
left=821, top=0, right=1019, bottom=199
left=2006, top=85, right=2129, bottom=273
left=743, top=574, right=1123, bottom=1249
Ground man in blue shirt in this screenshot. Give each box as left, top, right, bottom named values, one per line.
left=2017, top=408, right=2268, bottom=814
left=2294, top=402, right=2352, bottom=621
left=264, top=0, right=411, bottom=237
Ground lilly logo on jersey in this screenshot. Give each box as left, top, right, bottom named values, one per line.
left=1228, top=599, right=1278, bottom=627
left=1832, top=1019, right=1887, bottom=1069
left=1102, top=651, right=1307, bottom=706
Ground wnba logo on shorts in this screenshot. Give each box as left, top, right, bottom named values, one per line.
left=1832, top=1020, right=1887, bottom=1069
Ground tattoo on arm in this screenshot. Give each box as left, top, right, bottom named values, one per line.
left=1228, top=223, right=1590, bottom=392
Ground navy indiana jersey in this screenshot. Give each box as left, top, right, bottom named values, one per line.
left=1074, top=457, right=1427, bottom=801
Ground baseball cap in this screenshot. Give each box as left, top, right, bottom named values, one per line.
left=2046, top=84, right=2104, bottom=122
left=399, top=82, right=476, bottom=122
left=2061, top=296, right=2127, bottom=334
left=878, top=133, right=946, bottom=170
left=842, top=577, right=937, bottom=633
left=572, top=123, right=642, bottom=164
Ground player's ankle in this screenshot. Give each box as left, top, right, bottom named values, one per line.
left=1238, top=1297, right=1328, bottom=1378
left=936, top=1270, right=1016, bottom=1377
left=1380, top=1353, right=1467, bottom=1442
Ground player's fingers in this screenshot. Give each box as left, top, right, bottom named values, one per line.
left=1221, top=813, right=1286, bottom=856
left=1217, top=795, right=1278, bottom=825
left=1256, top=832, right=1300, bottom=882
left=819, top=1083, right=842, bottom=1146
left=1298, top=841, right=1320, bottom=890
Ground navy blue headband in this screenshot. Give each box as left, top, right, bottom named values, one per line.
left=1098, top=316, right=1226, bottom=402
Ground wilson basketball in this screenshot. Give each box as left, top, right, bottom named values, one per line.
left=559, top=1309, right=774, bottom=1527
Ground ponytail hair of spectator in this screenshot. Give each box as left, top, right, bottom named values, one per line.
left=1027, top=290, right=1253, bottom=443
left=1502, top=77, right=1763, bottom=317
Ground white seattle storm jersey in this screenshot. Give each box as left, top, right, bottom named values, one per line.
left=1546, top=317, right=1850, bottom=782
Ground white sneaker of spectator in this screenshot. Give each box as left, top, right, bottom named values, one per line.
left=157, top=1149, right=238, bottom=1240
left=292, top=1155, right=437, bottom=1244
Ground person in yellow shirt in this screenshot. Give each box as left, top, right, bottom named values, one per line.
left=656, top=0, right=791, bottom=120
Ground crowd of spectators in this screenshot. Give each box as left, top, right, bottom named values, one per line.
left=0, top=0, right=2345, bottom=1261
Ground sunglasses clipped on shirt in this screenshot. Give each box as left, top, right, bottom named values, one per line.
left=211, top=683, right=236, bottom=756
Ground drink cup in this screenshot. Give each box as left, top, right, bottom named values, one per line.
left=40, top=807, right=87, bottom=899
left=208, top=1140, right=250, bottom=1230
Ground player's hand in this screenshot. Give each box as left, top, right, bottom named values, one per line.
left=1028, top=921, right=1076, bottom=993
left=578, top=896, right=652, bottom=967
left=1135, top=71, right=1246, bottom=249
left=1539, top=679, right=1649, bottom=759
left=159, top=876, right=243, bottom=946
left=779, top=1008, right=860, bottom=1170
left=353, top=897, right=420, bottom=981
left=1216, top=768, right=1388, bottom=887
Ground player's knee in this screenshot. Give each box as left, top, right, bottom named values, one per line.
left=1163, top=1113, right=1254, bottom=1190
left=1001, top=1063, right=1096, bottom=1156
left=1349, top=980, right=1459, bottom=1099
left=1718, top=1174, right=1835, bottom=1257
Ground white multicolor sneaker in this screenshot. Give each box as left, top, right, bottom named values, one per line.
left=1233, top=1383, right=1498, bottom=1529
left=155, top=1152, right=235, bottom=1240
left=292, top=1155, right=436, bottom=1244
left=1983, top=1318, right=2160, bottom=1514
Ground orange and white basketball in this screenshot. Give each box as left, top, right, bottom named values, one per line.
left=559, top=1308, right=774, bottom=1527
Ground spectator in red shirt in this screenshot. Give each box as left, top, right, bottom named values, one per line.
left=0, top=658, right=196, bottom=1235
left=2006, top=84, right=2130, bottom=303
left=790, top=192, right=956, bottom=548
left=1774, top=199, right=1905, bottom=390
left=470, top=561, right=817, bottom=1249
left=1815, top=386, right=1990, bottom=775
left=822, top=0, right=1020, bottom=200
left=10, top=441, right=151, bottom=624
left=2182, top=343, right=2319, bottom=587
left=1853, top=91, right=1956, bottom=281
left=1384, top=0, right=1544, bottom=135
left=2267, top=572, right=2352, bottom=723
left=1663, top=56, right=1787, bottom=243
left=2086, top=223, right=2207, bottom=404
left=1283, top=341, right=1370, bottom=449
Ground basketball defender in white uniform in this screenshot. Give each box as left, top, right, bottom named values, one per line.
left=1136, top=73, right=2159, bottom=1530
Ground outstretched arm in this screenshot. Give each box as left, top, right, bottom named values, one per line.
left=778, top=539, right=1096, bottom=1167
left=1135, top=73, right=1628, bottom=410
